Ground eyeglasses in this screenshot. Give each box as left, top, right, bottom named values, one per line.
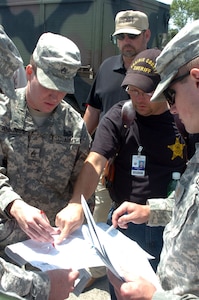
left=163, top=71, right=190, bottom=107
left=163, top=89, right=176, bottom=107
left=115, top=33, right=142, bottom=40
left=126, top=86, right=153, bottom=99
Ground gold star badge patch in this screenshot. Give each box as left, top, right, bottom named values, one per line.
left=167, top=137, right=185, bottom=160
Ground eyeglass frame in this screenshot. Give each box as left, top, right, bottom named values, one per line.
left=163, top=71, right=190, bottom=107
left=115, top=32, right=144, bottom=40
left=126, top=86, right=153, bottom=99
left=110, top=31, right=145, bottom=45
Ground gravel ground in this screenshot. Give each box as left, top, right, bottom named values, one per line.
left=68, top=275, right=110, bottom=300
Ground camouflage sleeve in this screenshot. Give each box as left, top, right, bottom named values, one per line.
left=69, top=121, right=92, bottom=187
left=13, top=65, right=27, bottom=89
left=147, top=192, right=174, bottom=226
left=0, top=258, right=50, bottom=299
left=0, top=117, right=22, bottom=216
left=153, top=290, right=199, bottom=299
left=0, top=169, right=24, bottom=219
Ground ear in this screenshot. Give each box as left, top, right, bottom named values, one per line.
left=26, top=64, right=33, bottom=78
left=190, top=68, right=199, bottom=83
left=190, top=68, right=199, bottom=90
left=145, top=29, right=151, bottom=43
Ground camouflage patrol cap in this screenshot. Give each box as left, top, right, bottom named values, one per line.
left=151, top=20, right=199, bottom=102
left=0, top=25, right=23, bottom=98
left=33, top=32, right=81, bottom=93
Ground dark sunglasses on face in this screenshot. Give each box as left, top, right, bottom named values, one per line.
left=163, top=71, right=190, bottom=107
left=115, top=33, right=142, bottom=40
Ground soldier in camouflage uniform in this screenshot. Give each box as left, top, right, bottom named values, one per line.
left=0, top=27, right=79, bottom=300
left=0, top=32, right=91, bottom=251
left=107, top=20, right=199, bottom=299
left=0, top=25, right=26, bottom=93
left=0, top=257, right=79, bottom=299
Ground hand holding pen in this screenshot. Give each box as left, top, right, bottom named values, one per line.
left=8, top=199, right=60, bottom=243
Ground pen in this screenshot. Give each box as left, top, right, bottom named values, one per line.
left=106, top=225, right=114, bottom=234
left=40, top=210, right=55, bottom=248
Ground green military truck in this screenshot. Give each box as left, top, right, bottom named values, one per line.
left=0, top=0, right=170, bottom=112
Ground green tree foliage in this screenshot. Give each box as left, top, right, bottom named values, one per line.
left=170, top=0, right=199, bottom=30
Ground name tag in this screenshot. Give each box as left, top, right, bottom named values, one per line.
left=131, top=155, right=146, bottom=176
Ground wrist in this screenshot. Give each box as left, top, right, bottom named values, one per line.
left=6, top=199, right=24, bottom=218
left=145, top=203, right=150, bottom=223
left=68, top=196, right=81, bottom=204
left=5, top=201, right=15, bottom=218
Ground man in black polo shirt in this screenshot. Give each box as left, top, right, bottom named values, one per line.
left=83, top=10, right=151, bottom=230
left=72, top=48, right=187, bottom=272
left=84, top=10, right=151, bottom=135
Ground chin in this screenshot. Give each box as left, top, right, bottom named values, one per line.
left=184, top=126, right=196, bottom=134
left=137, top=109, right=148, bottom=116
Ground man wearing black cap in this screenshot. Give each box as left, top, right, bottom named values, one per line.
left=70, top=48, right=187, bottom=277
left=83, top=10, right=151, bottom=234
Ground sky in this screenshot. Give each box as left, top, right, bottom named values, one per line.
left=157, top=0, right=172, bottom=4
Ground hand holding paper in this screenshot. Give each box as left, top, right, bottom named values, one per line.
left=81, top=195, right=161, bottom=290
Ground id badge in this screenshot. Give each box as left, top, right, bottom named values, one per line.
left=131, top=155, right=146, bottom=176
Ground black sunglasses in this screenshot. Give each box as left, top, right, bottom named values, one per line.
left=115, top=33, right=142, bottom=40
left=163, top=71, right=190, bottom=107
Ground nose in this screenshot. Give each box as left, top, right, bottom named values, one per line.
left=136, top=93, right=148, bottom=101
left=123, top=34, right=132, bottom=41
left=137, top=93, right=145, bottom=99
left=49, top=91, right=60, bottom=102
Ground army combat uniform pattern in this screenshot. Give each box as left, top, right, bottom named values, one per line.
left=148, top=143, right=199, bottom=299
left=0, top=87, right=91, bottom=250
left=0, top=257, right=49, bottom=299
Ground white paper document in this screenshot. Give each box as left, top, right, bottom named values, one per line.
left=5, top=195, right=161, bottom=293
left=80, top=195, right=161, bottom=289
left=5, top=226, right=104, bottom=270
